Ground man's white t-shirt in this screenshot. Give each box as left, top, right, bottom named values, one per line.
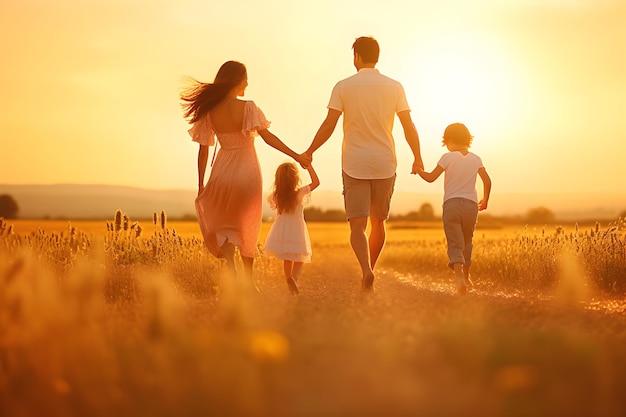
left=437, top=151, right=484, bottom=203
left=328, top=68, right=410, bottom=179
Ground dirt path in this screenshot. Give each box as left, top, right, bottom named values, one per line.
left=223, top=260, right=626, bottom=417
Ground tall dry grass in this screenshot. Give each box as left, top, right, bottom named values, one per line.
left=382, top=220, right=626, bottom=295
left=1, top=213, right=626, bottom=416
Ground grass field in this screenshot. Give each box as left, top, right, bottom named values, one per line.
left=1, top=214, right=625, bottom=416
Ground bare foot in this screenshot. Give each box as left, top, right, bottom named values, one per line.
left=287, top=277, right=299, bottom=295
left=362, top=271, right=375, bottom=292
left=465, top=275, right=474, bottom=288
left=456, top=276, right=467, bottom=295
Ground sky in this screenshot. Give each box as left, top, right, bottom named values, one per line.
left=1, top=0, right=625, bottom=202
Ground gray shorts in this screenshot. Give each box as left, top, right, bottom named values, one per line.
left=342, top=171, right=396, bottom=220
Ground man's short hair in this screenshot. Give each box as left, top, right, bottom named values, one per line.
left=352, top=36, right=379, bottom=64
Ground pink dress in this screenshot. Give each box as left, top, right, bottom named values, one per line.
left=188, top=101, right=270, bottom=258
left=263, top=186, right=312, bottom=263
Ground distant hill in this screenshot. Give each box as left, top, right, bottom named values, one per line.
left=0, top=184, right=624, bottom=221
left=0, top=184, right=197, bottom=220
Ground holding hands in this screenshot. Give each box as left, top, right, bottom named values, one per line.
left=411, top=158, right=424, bottom=175
left=297, top=152, right=313, bottom=169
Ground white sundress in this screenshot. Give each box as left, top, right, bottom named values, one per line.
left=263, top=186, right=312, bottom=263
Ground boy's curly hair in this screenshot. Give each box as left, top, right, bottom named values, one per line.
left=443, top=123, right=474, bottom=147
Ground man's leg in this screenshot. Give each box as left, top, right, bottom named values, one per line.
left=349, top=216, right=375, bottom=290
left=369, top=174, right=395, bottom=271
left=369, top=217, right=386, bottom=269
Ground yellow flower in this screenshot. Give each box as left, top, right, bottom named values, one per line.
left=248, top=331, right=289, bottom=362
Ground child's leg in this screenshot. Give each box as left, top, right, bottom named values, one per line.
left=464, top=265, right=473, bottom=286
left=462, top=235, right=474, bottom=287
left=283, top=260, right=294, bottom=280
left=443, top=200, right=468, bottom=295
left=442, top=201, right=466, bottom=269
left=283, top=260, right=299, bottom=295
left=452, top=262, right=467, bottom=295
left=460, top=200, right=479, bottom=288
left=292, top=262, right=304, bottom=281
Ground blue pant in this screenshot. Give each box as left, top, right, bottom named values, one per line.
left=442, top=198, right=478, bottom=268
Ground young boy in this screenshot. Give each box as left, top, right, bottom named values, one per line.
left=416, top=123, right=492, bottom=295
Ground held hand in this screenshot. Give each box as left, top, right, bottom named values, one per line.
left=411, top=159, right=424, bottom=175
left=298, top=152, right=313, bottom=169
left=478, top=199, right=488, bottom=211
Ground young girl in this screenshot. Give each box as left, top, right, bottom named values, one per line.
left=264, top=162, right=320, bottom=294
left=416, top=123, right=492, bottom=295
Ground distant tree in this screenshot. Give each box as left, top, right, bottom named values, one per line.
left=525, top=206, right=556, bottom=224
left=417, top=203, right=436, bottom=221
left=304, top=206, right=346, bottom=222
left=0, top=194, right=19, bottom=219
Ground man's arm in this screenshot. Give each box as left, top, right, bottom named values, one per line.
left=301, top=109, right=342, bottom=166
left=397, top=110, right=423, bottom=174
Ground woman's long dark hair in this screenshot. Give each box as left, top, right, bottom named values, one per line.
left=180, top=61, right=247, bottom=123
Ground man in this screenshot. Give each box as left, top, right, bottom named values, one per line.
left=301, top=36, right=423, bottom=291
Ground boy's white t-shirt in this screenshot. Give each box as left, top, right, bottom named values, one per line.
left=437, top=151, right=484, bottom=203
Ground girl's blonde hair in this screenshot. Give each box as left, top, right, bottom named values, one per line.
left=270, top=162, right=300, bottom=214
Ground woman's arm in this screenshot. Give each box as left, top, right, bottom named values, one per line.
left=197, top=144, right=209, bottom=192
left=257, top=129, right=299, bottom=161
left=306, top=164, right=320, bottom=192
left=477, top=167, right=492, bottom=211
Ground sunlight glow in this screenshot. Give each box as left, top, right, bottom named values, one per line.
left=405, top=32, right=524, bottom=146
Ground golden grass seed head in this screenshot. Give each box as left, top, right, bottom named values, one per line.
left=160, top=211, right=167, bottom=230
left=114, top=210, right=122, bottom=232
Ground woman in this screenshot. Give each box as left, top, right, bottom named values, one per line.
left=180, top=61, right=303, bottom=283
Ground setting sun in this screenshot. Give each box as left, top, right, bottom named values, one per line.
left=0, top=0, right=624, bottom=215
left=403, top=31, right=526, bottom=145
